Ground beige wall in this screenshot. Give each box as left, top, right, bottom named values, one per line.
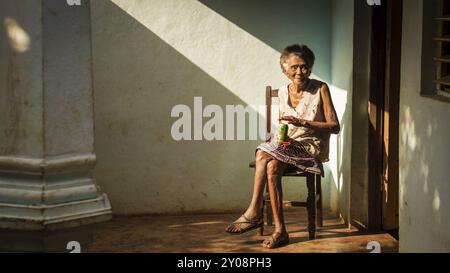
left=90, top=0, right=353, bottom=216
left=399, top=0, right=450, bottom=252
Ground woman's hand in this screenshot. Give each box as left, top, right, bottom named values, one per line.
left=281, top=136, right=292, bottom=147
left=279, top=115, right=308, bottom=127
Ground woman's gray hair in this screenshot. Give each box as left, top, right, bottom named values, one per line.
left=280, top=44, right=315, bottom=72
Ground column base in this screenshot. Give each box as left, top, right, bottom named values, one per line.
left=0, top=193, right=112, bottom=231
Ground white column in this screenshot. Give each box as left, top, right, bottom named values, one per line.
left=0, top=0, right=111, bottom=230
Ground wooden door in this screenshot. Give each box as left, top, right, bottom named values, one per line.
left=368, top=0, right=401, bottom=232
left=381, top=0, right=401, bottom=232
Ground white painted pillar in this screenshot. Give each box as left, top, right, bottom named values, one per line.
left=0, top=0, right=111, bottom=230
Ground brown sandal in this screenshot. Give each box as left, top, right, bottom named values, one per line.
left=262, top=232, right=290, bottom=249
left=225, top=215, right=263, bottom=234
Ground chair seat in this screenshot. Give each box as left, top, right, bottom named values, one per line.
left=248, top=160, right=255, bottom=168
left=249, top=160, right=311, bottom=177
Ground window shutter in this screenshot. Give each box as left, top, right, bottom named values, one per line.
left=434, top=0, right=450, bottom=97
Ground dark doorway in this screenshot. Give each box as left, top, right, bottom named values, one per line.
left=352, top=0, right=401, bottom=238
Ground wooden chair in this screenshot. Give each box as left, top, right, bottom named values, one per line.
left=249, top=86, right=323, bottom=240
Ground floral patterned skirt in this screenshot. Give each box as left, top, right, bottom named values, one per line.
left=256, top=140, right=323, bottom=176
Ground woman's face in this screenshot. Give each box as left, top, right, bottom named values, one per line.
left=283, top=54, right=311, bottom=86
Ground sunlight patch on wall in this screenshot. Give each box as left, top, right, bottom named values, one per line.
left=4, top=17, right=30, bottom=53
left=433, top=189, right=440, bottom=211
left=399, top=106, right=415, bottom=209
left=328, top=85, right=348, bottom=191
left=401, top=107, right=420, bottom=153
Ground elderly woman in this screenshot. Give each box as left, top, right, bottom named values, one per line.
left=225, top=44, right=340, bottom=249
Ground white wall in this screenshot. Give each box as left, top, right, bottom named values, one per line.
left=330, top=0, right=353, bottom=222
left=399, top=0, right=450, bottom=252
left=90, top=0, right=353, bottom=215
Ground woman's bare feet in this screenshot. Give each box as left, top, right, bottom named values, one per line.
left=262, top=231, right=289, bottom=249
left=225, top=212, right=262, bottom=234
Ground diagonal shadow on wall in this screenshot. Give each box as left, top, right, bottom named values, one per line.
left=198, top=0, right=332, bottom=82
left=92, top=0, right=271, bottom=215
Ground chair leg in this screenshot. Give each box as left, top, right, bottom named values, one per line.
left=316, top=174, right=323, bottom=228
left=306, top=174, right=316, bottom=239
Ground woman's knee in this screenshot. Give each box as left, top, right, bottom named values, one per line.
left=266, top=160, right=281, bottom=178
left=256, top=150, right=269, bottom=162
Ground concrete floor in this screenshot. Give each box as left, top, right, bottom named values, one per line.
left=87, top=209, right=398, bottom=253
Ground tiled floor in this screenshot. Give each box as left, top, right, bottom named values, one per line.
left=87, top=209, right=398, bottom=253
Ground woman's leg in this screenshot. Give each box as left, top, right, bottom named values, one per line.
left=263, top=159, right=289, bottom=247
left=245, top=149, right=273, bottom=218
left=226, top=149, right=273, bottom=233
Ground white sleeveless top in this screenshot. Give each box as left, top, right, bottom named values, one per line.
left=278, top=79, right=330, bottom=162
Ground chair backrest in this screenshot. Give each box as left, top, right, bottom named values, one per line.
left=265, top=86, right=279, bottom=137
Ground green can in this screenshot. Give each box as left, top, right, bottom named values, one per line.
left=279, top=124, right=288, bottom=142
